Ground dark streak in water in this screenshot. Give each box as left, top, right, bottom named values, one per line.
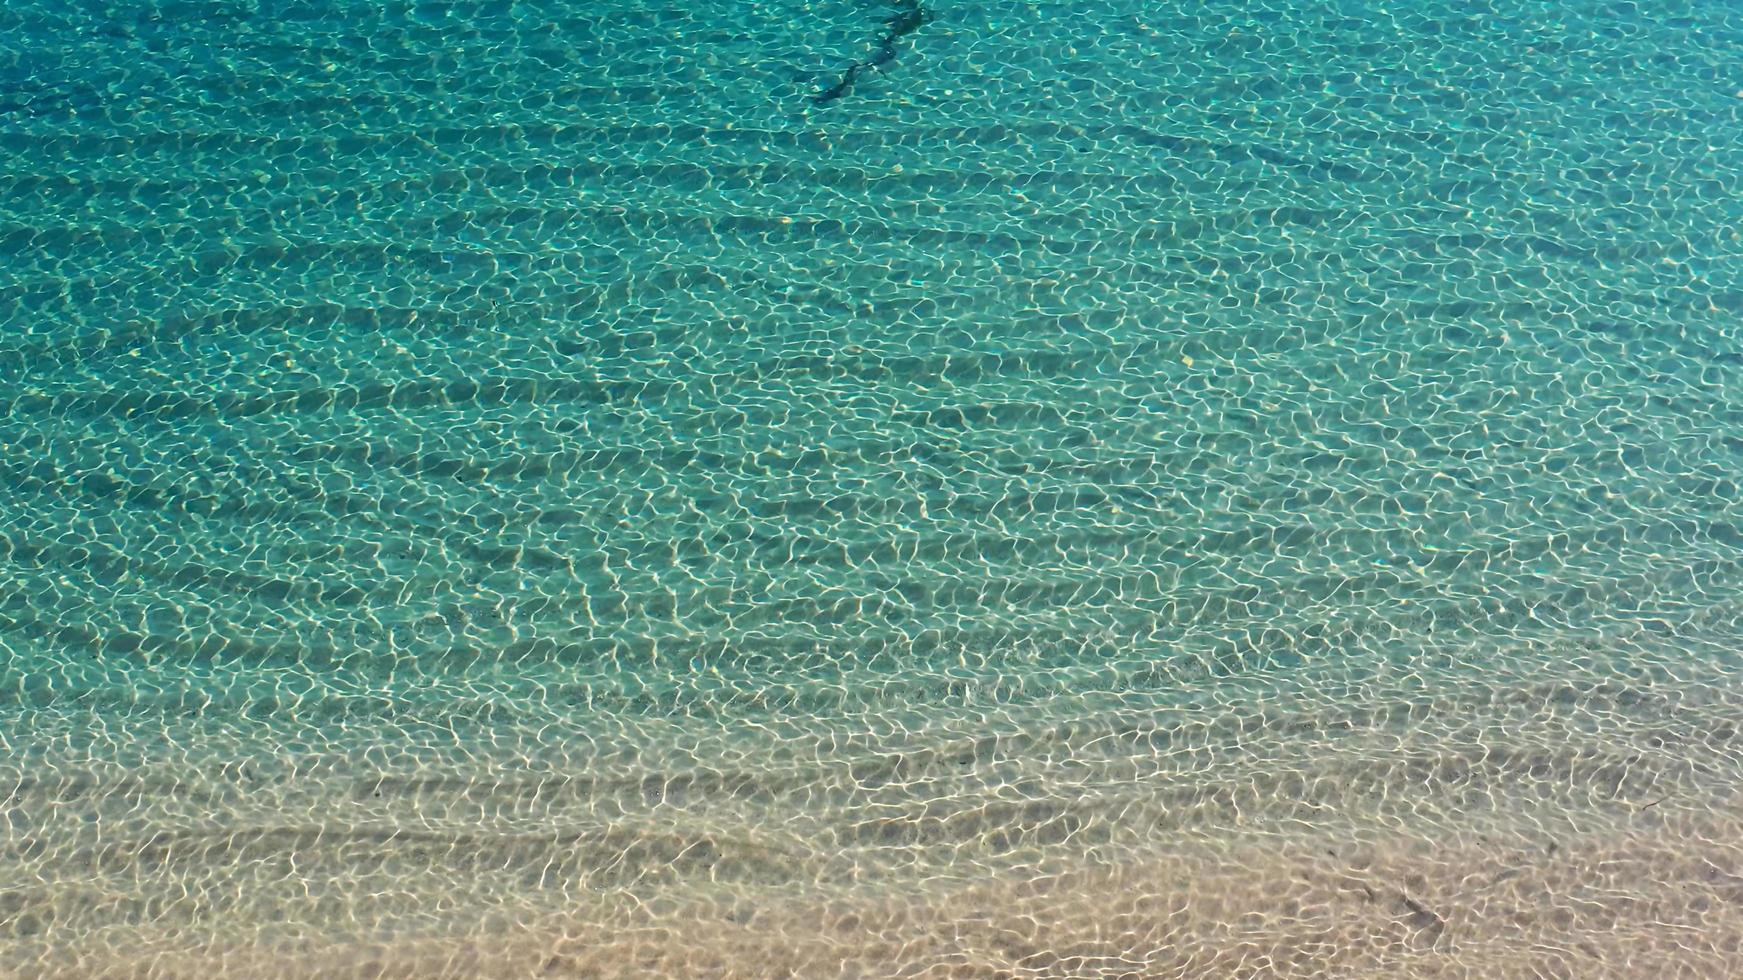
left=813, top=0, right=930, bottom=106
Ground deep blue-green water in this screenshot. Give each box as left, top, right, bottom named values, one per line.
left=3, top=0, right=1743, bottom=975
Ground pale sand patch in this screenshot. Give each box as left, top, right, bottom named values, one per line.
left=20, top=806, right=1743, bottom=979
left=7, top=642, right=1742, bottom=977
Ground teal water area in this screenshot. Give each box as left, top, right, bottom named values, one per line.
left=3, top=0, right=1743, bottom=975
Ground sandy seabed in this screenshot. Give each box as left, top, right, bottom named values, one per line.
left=23, top=816, right=1743, bottom=979
left=7, top=643, right=1743, bottom=979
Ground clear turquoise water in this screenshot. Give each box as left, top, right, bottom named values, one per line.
left=3, top=0, right=1743, bottom=975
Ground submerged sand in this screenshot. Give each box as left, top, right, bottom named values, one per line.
left=7, top=640, right=1743, bottom=978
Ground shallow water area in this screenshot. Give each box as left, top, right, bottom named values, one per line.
left=2, top=0, right=1743, bottom=976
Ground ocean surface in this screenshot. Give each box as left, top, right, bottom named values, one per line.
left=2, top=0, right=1742, bottom=976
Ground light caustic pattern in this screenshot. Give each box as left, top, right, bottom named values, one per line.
left=2, top=0, right=1743, bottom=975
